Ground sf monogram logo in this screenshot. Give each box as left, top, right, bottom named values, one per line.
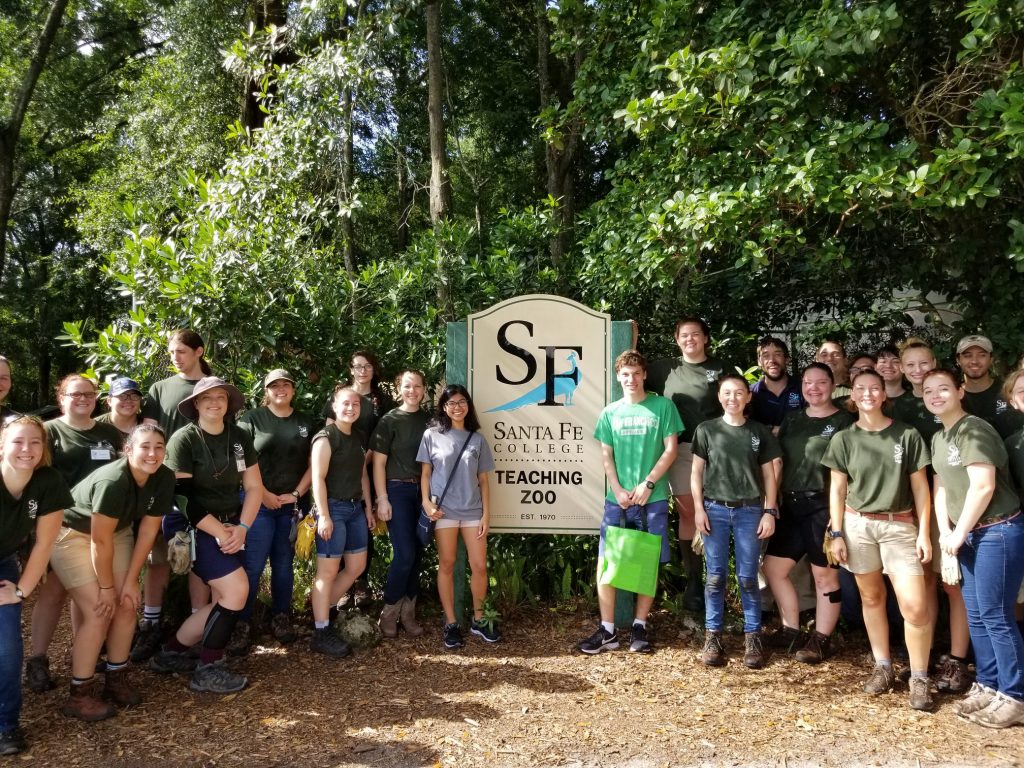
left=487, top=321, right=582, bottom=412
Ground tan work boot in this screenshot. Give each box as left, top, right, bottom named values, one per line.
left=399, top=596, right=425, bottom=637
left=103, top=667, right=142, bottom=707
left=62, top=678, right=117, bottom=721
left=379, top=602, right=401, bottom=639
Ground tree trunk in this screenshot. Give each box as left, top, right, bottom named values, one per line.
left=396, top=147, right=410, bottom=252
left=242, top=0, right=289, bottom=131
left=425, top=0, right=452, bottom=223
left=0, top=0, right=71, bottom=276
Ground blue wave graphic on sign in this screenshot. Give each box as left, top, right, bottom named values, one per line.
left=486, top=352, right=581, bottom=412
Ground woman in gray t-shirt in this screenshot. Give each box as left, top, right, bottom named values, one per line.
left=417, top=385, right=498, bottom=649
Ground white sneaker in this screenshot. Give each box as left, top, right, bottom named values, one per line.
left=971, top=692, right=1024, bottom=729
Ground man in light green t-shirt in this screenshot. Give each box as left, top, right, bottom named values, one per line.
left=578, top=350, right=682, bottom=656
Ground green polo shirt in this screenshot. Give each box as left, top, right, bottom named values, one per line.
left=64, top=457, right=176, bottom=534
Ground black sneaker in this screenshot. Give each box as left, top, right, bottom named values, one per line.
left=149, top=649, right=198, bottom=675
left=0, top=727, right=26, bottom=756
left=310, top=627, right=352, bottom=657
left=130, top=621, right=163, bottom=663
left=577, top=626, right=619, bottom=655
left=470, top=619, right=502, bottom=644
left=443, top=623, right=465, bottom=650
left=628, top=622, right=653, bottom=653
left=25, top=654, right=55, bottom=692
left=189, top=661, right=248, bottom=694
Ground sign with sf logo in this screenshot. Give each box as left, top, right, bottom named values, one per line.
left=468, top=295, right=611, bottom=533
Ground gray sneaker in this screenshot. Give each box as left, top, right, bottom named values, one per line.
left=971, top=692, right=1024, bottom=728
left=863, top=662, right=896, bottom=694
left=310, top=626, right=351, bottom=657
left=189, top=661, right=247, bottom=694
left=954, top=682, right=997, bottom=719
left=149, top=649, right=198, bottom=675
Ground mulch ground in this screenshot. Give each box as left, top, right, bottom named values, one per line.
left=17, top=604, right=1024, bottom=768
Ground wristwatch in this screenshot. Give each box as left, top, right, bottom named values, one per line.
left=644, top=480, right=655, bottom=490
left=827, top=528, right=844, bottom=539
left=763, top=507, right=780, bottom=519
left=291, top=489, right=301, bottom=499
left=14, top=585, right=25, bottom=601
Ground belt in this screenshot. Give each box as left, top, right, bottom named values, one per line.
left=974, top=510, right=1021, bottom=531
left=705, top=497, right=762, bottom=509
left=784, top=490, right=824, bottom=500
left=846, top=506, right=914, bottom=524
left=388, top=478, right=419, bottom=484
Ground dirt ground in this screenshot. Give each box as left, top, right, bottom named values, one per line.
left=16, top=606, right=1024, bottom=768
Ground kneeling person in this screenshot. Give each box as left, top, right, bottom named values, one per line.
left=578, top=351, right=682, bottom=655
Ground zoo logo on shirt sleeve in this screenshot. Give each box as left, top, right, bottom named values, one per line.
left=946, top=444, right=962, bottom=467
left=751, top=435, right=761, bottom=452
left=893, top=444, right=904, bottom=465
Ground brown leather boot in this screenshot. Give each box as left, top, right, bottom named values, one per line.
left=103, top=667, right=142, bottom=707
left=62, top=678, right=116, bottom=721
left=379, top=602, right=401, bottom=639
left=399, top=596, right=424, bottom=637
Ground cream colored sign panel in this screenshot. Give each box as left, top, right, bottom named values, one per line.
left=468, top=295, right=610, bottom=533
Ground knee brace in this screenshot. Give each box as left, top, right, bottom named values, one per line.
left=826, top=588, right=842, bottom=604
left=201, top=604, right=241, bottom=651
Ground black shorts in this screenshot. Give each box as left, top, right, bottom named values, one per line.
left=765, top=491, right=834, bottom=569
left=192, top=528, right=244, bottom=583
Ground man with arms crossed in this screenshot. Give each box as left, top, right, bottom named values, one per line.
left=578, top=350, right=682, bottom=654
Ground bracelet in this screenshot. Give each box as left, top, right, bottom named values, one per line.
left=238, top=521, right=251, bottom=531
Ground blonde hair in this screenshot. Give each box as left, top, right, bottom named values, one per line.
left=0, top=416, right=52, bottom=468
left=1002, top=369, right=1024, bottom=408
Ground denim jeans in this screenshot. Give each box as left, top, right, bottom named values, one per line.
left=702, top=501, right=763, bottom=633
left=959, top=515, right=1024, bottom=701
left=0, top=554, right=23, bottom=732
left=241, top=503, right=297, bottom=620
left=382, top=481, right=424, bottom=604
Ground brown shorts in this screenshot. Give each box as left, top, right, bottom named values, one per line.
left=50, top=526, right=133, bottom=589
left=666, top=442, right=694, bottom=497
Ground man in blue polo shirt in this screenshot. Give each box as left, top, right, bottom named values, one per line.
left=750, top=336, right=802, bottom=432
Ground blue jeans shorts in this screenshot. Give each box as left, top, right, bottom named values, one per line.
left=316, top=499, right=369, bottom=558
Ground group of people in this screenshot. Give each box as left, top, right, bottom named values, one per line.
left=0, top=335, right=497, bottom=755
left=2, top=317, right=1024, bottom=755
left=576, top=319, right=1024, bottom=731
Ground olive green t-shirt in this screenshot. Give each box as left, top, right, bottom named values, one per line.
left=692, top=417, right=781, bottom=501
left=369, top=409, right=431, bottom=482
left=891, top=393, right=942, bottom=443
left=647, top=356, right=730, bottom=443
left=778, top=409, right=855, bottom=493
left=94, top=411, right=142, bottom=438
left=165, top=423, right=257, bottom=521
left=821, top=421, right=930, bottom=513
left=1005, top=428, right=1024, bottom=504
left=930, top=415, right=1019, bottom=526
left=0, top=466, right=73, bottom=560
left=237, top=407, right=317, bottom=494
left=64, top=457, right=176, bottom=534
left=963, top=380, right=1024, bottom=440
left=141, top=375, right=201, bottom=436
left=312, top=424, right=366, bottom=500
left=322, top=390, right=396, bottom=449
left=45, top=419, right=125, bottom=489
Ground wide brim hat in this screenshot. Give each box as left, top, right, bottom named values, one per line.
left=177, top=376, right=245, bottom=421
left=264, top=368, right=295, bottom=388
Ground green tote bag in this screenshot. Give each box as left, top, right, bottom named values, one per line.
left=598, top=509, right=662, bottom=597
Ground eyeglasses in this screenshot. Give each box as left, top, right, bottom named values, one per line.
left=63, top=391, right=97, bottom=400
left=114, top=392, right=142, bottom=401
left=351, top=364, right=373, bottom=372
left=445, top=399, right=469, bottom=409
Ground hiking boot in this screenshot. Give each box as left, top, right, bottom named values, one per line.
left=701, top=631, right=726, bottom=667
left=767, top=625, right=801, bottom=652
left=577, top=626, right=618, bottom=655
left=443, top=622, right=465, bottom=650
left=470, top=618, right=502, bottom=644
left=189, top=661, right=248, bottom=694
left=795, top=631, right=831, bottom=665
left=379, top=602, right=401, bottom=639
left=954, top=682, right=997, bottom=719
left=352, top=579, right=371, bottom=608
left=25, top=654, right=55, bottom=692
left=226, top=620, right=252, bottom=657
left=130, top=621, right=162, bottom=663
left=0, top=728, right=26, bottom=756
left=399, top=596, right=424, bottom=637
left=972, top=692, right=1024, bottom=728
left=62, top=679, right=117, bottom=721
left=908, top=677, right=935, bottom=711
left=310, top=626, right=351, bottom=657
left=149, top=648, right=198, bottom=675
left=743, top=631, right=766, bottom=669
left=271, top=613, right=296, bottom=645
left=102, top=667, right=141, bottom=707
left=936, top=656, right=971, bottom=694
left=629, top=622, right=653, bottom=654
left=863, top=662, right=896, bottom=695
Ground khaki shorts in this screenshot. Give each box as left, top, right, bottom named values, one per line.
left=50, top=526, right=133, bottom=589
left=666, top=442, right=694, bottom=497
left=147, top=529, right=169, bottom=566
left=843, top=512, right=923, bottom=577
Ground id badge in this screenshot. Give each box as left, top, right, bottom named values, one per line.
left=235, top=459, right=246, bottom=473
left=91, top=447, right=112, bottom=461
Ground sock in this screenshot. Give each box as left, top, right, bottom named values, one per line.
left=199, top=604, right=241, bottom=653
left=633, top=618, right=647, bottom=628
left=200, top=647, right=225, bottom=665
left=601, top=621, right=615, bottom=634
left=105, top=659, right=128, bottom=672
left=142, top=606, right=161, bottom=626
left=71, top=676, right=92, bottom=686
left=911, top=670, right=929, bottom=680
left=949, top=653, right=967, bottom=663
left=876, top=658, right=892, bottom=668
left=165, top=637, right=189, bottom=653
left=315, top=620, right=329, bottom=630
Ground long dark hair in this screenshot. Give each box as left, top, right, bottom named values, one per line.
left=169, top=329, right=212, bottom=376
left=430, top=384, right=480, bottom=433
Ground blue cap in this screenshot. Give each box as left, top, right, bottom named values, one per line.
left=109, top=378, right=142, bottom=397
